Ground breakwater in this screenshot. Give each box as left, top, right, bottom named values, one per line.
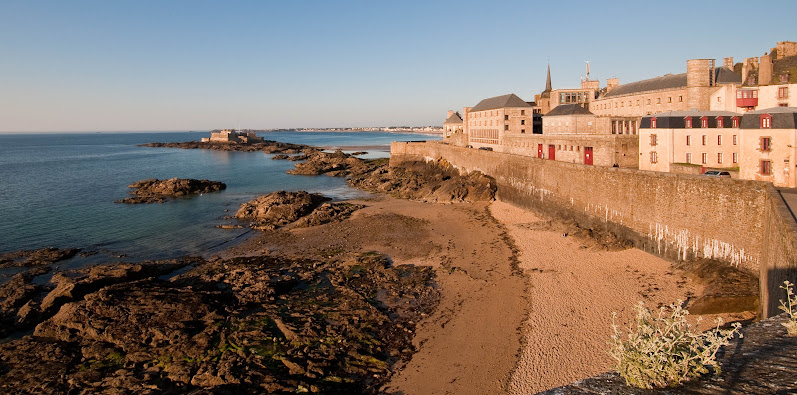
left=390, top=141, right=797, bottom=317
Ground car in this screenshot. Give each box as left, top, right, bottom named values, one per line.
left=703, top=170, right=731, bottom=178
left=465, top=145, right=473, bottom=148
left=478, top=147, right=493, bottom=151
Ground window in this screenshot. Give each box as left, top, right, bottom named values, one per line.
left=732, top=117, right=739, bottom=128
left=686, top=117, right=693, bottom=128
left=733, top=152, right=738, bottom=163
left=701, top=117, right=708, bottom=128
left=702, top=135, right=707, bottom=145
left=686, top=153, right=692, bottom=163
left=521, top=129, right=525, bottom=134
left=650, top=117, right=657, bottom=128
left=733, top=135, right=737, bottom=145
left=657, top=98, right=662, bottom=104
left=650, top=134, right=658, bottom=146
left=679, top=96, right=683, bottom=102
left=650, top=151, right=658, bottom=164
left=505, top=115, right=509, bottom=120
left=761, top=137, right=772, bottom=151
left=637, top=100, right=640, bottom=106
left=504, top=125, right=509, bottom=130
left=686, top=135, right=691, bottom=146
left=775, top=86, right=786, bottom=98
left=668, top=97, right=672, bottom=103
left=521, top=120, right=525, bottom=125
left=718, top=135, right=722, bottom=145
left=761, top=160, right=772, bottom=175
left=718, top=153, right=723, bottom=164
left=702, top=153, right=707, bottom=164
left=520, top=110, right=525, bottom=115
left=717, top=117, right=724, bottom=128
left=647, top=99, right=651, bottom=105
left=761, top=114, right=772, bottom=128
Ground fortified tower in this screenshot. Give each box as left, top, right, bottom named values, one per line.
left=686, top=59, right=715, bottom=111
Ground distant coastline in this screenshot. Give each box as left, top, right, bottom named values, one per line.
left=226, top=127, right=443, bottom=135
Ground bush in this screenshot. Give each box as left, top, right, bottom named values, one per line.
left=609, top=301, right=741, bottom=389
left=780, top=280, right=797, bottom=337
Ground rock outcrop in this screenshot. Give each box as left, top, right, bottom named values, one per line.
left=115, top=178, right=226, bottom=204
left=0, top=247, right=80, bottom=268
left=349, top=159, right=497, bottom=203
left=0, top=253, right=438, bottom=394
left=234, top=191, right=362, bottom=230
left=140, top=140, right=318, bottom=155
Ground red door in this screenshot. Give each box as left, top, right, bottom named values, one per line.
left=548, top=145, right=555, bottom=160
left=537, top=144, right=543, bottom=158
left=584, top=147, right=593, bottom=165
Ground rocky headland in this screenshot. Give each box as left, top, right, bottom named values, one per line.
left=115, top=178, right=226, bottom=204
left=140, top=140, right=317, bottom=155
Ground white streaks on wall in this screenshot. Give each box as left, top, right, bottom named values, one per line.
left=649, top=223, right=753, bottom=268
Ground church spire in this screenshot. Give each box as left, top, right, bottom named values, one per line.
left=544, top=63, right=552, bottom=92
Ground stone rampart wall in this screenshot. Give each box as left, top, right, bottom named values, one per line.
left=391, top=141, right=797, bottom=317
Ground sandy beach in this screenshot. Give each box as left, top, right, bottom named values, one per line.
left=227, top=195, right=741, bottom=394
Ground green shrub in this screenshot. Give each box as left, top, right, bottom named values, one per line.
left=780, top=280, right=797, bottom=337
left=609, top=301, right=741, bottom=389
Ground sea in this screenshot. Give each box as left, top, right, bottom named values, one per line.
left=0, top=130, right=438, bottom=272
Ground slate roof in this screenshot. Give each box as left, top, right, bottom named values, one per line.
left=741, top=107, right=797, bottom=129
left=444, top=112, right=463, bottom=124
left=470, top=93, right=531, bottom=112
left=646, top=110, right=739, bottom=118
left=545, top=104, right=593, bottom=116
left=604, top=68, right=742, bottom=98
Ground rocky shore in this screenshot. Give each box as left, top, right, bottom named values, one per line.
left=115, top=178, right=226, bottom=204
left=0, top=253, right=437, bottom=393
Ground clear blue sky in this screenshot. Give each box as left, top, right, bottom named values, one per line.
left=1, top=0, right=795, bottom=132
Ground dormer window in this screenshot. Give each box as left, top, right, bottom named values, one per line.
left=717, top=117, right=724, bottom=128
left=701, top=117, right=708, bottom=128
left=650, top=117, right=657, bottom=129
left=732, top=117, right=739, bottom=128
left=761, top=114, right=772, bottom=129
left=685, top=117, right=693, bottom=128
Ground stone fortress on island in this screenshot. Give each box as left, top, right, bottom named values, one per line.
left=426, top=40, right=797, bottom=320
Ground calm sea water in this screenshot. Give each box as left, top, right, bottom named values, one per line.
left=0, top=131, right=438, bottom=268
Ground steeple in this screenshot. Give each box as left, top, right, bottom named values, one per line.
left=544, top=63, right=552, bottom=92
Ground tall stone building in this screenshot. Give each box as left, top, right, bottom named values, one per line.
left=461, top=93, right=536, bottom=149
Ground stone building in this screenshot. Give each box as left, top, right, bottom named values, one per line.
left=462, top=93, right=536, bottom=149
left=442, top=110, right=466, bottom=146
left=739, top=107, right=797, bottom=187
left=588, top=59, right=742, bottom=135
left=639, top=107, right=797, bottom=188
left=638, top=111, right=741, bottom=173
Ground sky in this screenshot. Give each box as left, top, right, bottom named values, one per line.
left=1, top=0, right=795, bottom=132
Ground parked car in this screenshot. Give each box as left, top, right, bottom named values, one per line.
left=465, top=145, right=473, bottom=148
left=703, top=170, right=731, bottom=178
left=478, top=147, right=493, bottom=151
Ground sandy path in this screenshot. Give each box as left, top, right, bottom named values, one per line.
left=489, top=201, right=706, bottom=393
left=380, top=201, right=527, bottom=395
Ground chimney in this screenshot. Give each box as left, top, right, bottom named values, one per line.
left=723, top=57, right=734, bottom=69
left=606, top=78, right=619, bottom=92
left=447, top=110, right=454, bottom=118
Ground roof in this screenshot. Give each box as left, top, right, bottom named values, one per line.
left=444, top=112, right=463, bottom=124
left=644, top=110, right=739, bottom=118
left=470, top=93, right=531, bottom=112
left=745, top=106, right=797, bottom=115
left=545, top=104, right=593, bottom=116
left=603, top=68, right=742, bottom=98
left=741, top=107, right=797, bottom=129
